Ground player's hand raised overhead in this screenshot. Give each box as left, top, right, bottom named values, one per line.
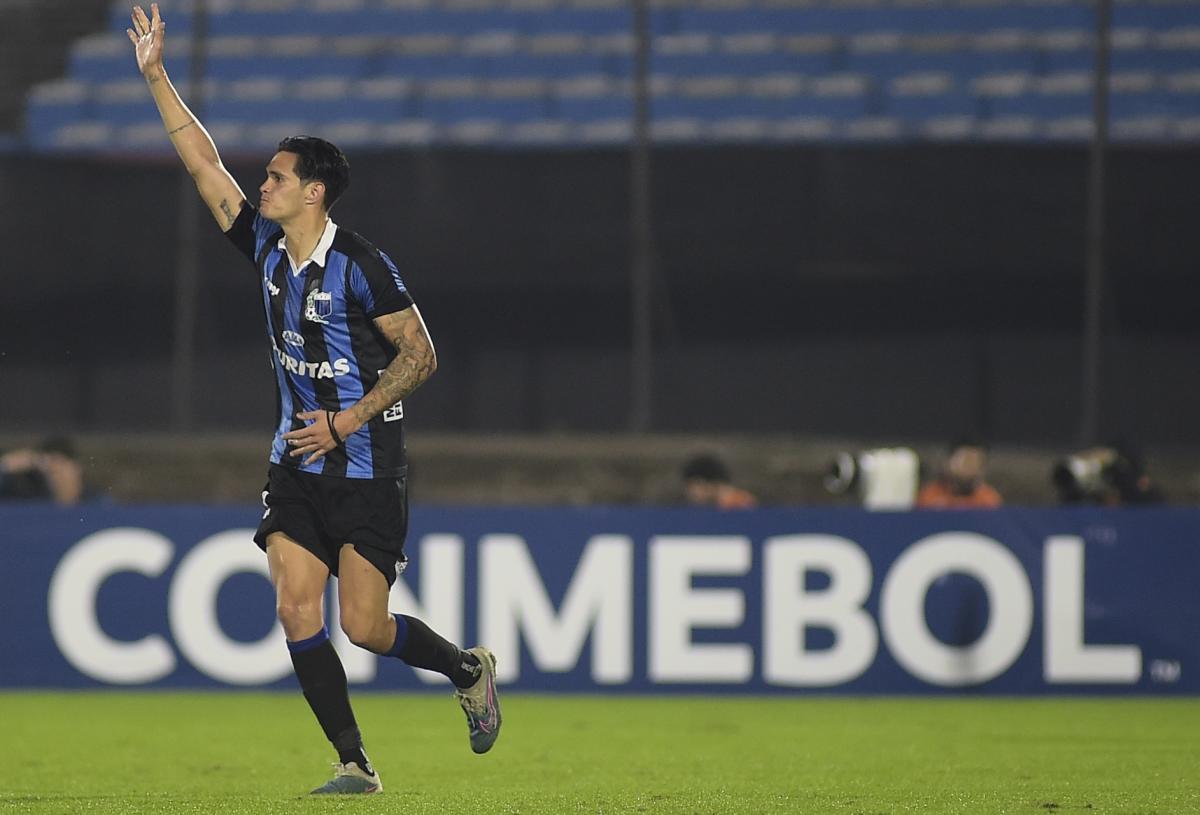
left=127, top=3, right=165, bottom=77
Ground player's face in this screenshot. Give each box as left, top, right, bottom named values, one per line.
left=259, top=152, right=320, bottom=222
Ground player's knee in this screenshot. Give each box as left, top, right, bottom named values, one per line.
left=276, top=598, right=322, bottom=638
left=338, top=608, right=383, bottom=651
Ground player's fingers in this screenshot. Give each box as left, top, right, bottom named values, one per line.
left=295, top=410, right=320, bottom=423
left=303, top=449, right=328, bottom=466
left=130, top=11, right=143, bottom=36
left=151, top=2, right=161, bottom=26
left=134, top=6, right=150, bottom=32
left=126, top=28, right=138, bottom=45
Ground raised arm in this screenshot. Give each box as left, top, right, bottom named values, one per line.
left=283, top=306, right=437, bottom=465
left=128, top=3, right=246, bottom=230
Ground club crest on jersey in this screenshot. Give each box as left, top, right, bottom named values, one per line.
left=304, top=289, right=333, bottom=324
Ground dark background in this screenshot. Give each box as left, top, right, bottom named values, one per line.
left=3, top=143, right=1197, bottom=443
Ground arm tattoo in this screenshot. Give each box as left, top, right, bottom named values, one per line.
left=167, top=120, right=195, bottom=136
left=350, top=317, right=435, bottom=427
left=219, top=199, right=236, bottom=227
left=146, top=74, right=161, bottom=85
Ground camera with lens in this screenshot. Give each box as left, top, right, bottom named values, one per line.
left=1051, top=445, right=1160, bottom=505
left=824, top=447, right=920, bottom=510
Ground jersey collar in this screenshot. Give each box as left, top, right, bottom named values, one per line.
left=278, top=217, right=338, bottom=277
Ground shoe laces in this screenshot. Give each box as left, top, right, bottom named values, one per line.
left=455, top=683, right=487, bottom=716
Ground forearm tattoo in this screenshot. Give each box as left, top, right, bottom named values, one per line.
left=350, top=327, right=435, bottom=426
left=167, top=120, right=195, bottom=136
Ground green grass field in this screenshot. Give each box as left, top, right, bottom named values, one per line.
left=1, top=693, right=1196, bottom=814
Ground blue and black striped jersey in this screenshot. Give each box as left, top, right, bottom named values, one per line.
left=226, top=202, right=414, bottom=479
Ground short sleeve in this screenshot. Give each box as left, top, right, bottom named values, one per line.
left=349, top=250, right=415, bottom=319
left=224, top=202, right=278, bottom=266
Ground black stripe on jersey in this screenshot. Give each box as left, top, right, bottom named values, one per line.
left=267, top=253, right=305, bottom=441
left=335, top=233, right=411, bottom=474
left=299, top=264, right=349, bottom=478
left=226, top=201, right=258, bottom=262
left=343, top=262, right=394, bottom=473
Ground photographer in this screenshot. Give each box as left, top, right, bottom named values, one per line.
left=0, top=436, right=84, bottom=506
left=916, top=439, right=1002, bottom=509
left=682, top=454, right=757, bottom=510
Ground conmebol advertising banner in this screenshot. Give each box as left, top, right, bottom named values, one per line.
left=1, top=505, right=1196, bottom=693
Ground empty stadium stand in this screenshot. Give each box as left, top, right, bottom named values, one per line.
left=19, top=0, right=1200, bottom=149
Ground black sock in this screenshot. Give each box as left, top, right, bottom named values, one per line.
left=288, top=628, right=371, bottom=770
left=383, top=613, right=482, bottom=689
left=335, top=740, right=371, bottom=774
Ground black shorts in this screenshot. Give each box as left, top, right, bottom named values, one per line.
left=254, top=463, right=409, bottom=586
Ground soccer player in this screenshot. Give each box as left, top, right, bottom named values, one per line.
left=127, top=4, right=501, bottom=794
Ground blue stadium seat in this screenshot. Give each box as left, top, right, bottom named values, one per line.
left=489, top=52, right=617, bottom=78
left=89, top=99, right=163, bottom=129
left=285, top=93, right=407, bottom=122
left=1109, top=48, right=1200, bottom=73
left=205, top=96, right=303, bottom=123
left=25, top=99, right=89, bottom=140
left=550, top=96, right=632, bottom=122
left=1116, top=89, right=1200, bottom=117
left=415, top=95, right=550, bottom=123
left=1111, top=5, right=1200, bottom=29
left=887, top=91, right=979, bottom=120
left=651, top=51, right=825, bottom=76
left=378, top=52, right=488, bottom=80
left=203, top=52, right=372, bottom=82
left=848, top=49, right=1040, bottom=80
left=33, top=121, right=116, bottom=152
left=1041, top=48, right=1099, bottom=74
left=982, top=91, right=1093, bottom=119
left=652, top=94, right=774, bottom=120
left=520, top=7, right=632, bottom=35
left=68, top=32, right=134, bottom=82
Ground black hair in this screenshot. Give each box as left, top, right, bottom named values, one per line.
left=682, top=453, right=731, bottom=484
left=276, top=135, right=350, bottom=212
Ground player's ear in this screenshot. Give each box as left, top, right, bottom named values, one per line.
left=305, top=180, right=325, bottom=207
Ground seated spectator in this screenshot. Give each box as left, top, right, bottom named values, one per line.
left=0, top=436, right=84, bottom=505
left=682, top=453, right=757, bottom=510
left=916, top=439, right=1002, bottom=509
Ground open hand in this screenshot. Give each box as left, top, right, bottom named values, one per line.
left=283, top=410, right=356, bottom=466
left=126, top=3, right=165, bottom=76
